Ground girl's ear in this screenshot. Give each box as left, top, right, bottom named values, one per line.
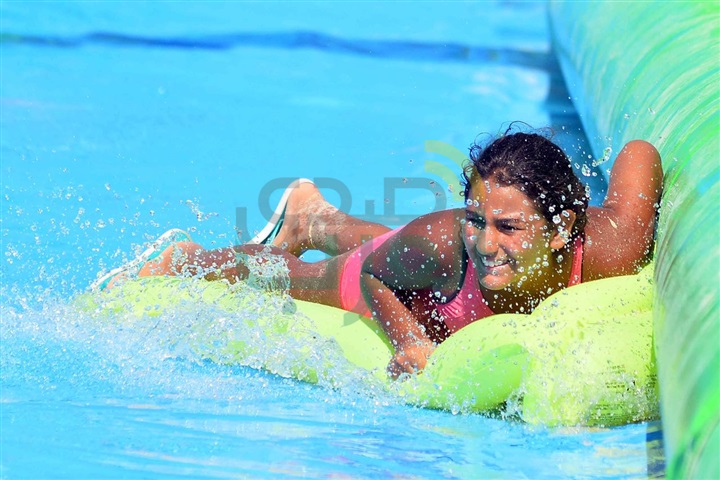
left=549, top=210, right=577, bottom=250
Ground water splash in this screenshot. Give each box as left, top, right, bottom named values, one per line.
left=185, top=199, right=219, bottom=222
left=2, top=267, right=395, bottom=412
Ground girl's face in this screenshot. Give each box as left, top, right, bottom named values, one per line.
left=462, top=175, right=565, bottom=291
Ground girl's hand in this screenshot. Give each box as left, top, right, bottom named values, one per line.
left=387, top=340, right=435, bottom=379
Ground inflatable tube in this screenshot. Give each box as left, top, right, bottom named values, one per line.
left=549, top=2, right=719, bottom=478
left=77, top=263, right=658, bottom=427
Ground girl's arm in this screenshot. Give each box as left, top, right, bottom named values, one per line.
left=584, top=140, right=663, bottom=279
left=360, top=272, right=436, bottom=377
left=360, top=210, right=459, bottom=377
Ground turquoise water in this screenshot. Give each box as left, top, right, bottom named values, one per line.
left=1, top=2, right=662, bottom=478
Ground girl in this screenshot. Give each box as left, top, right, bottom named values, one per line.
left=94, top=129, right=662, bottom=377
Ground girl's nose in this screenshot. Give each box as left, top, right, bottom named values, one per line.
left=475, top=228, right=498, bottom=255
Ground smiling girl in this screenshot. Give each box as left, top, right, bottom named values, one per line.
left=355, top=132, right=661, bottom=375
left=94, top=129, right=662, bottom=378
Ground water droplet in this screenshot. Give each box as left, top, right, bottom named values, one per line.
left=552, top=214, right=561, bottom=224
left=581, top=164, right=591, bottom=176
left=592, top=146, right=613, bottom=167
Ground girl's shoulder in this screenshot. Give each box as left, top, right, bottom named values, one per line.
left=389, top=208, right=466, bottom=275
left=371, top=208, right=465, bottom=268
left=393, top=209, right=465, bottom=253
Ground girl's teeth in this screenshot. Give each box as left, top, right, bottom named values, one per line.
left=482, top=258, right=506, bottom=267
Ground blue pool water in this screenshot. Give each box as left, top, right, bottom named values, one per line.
left=1, top=2, right=663, bottom=478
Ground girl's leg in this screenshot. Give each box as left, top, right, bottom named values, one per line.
left=138, top=241, right=350, bottom=310
left=270, top=182, right=390, bottom=257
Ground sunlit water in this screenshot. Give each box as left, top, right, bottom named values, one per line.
left=2, top=2, right=662, bottom=478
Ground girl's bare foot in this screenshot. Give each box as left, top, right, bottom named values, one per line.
left=138, top=243, right=188, bottom=277
left=269, top=181, right=392, bottom=256
left=271, top=182, right=339, bottom=256
left=102, top=248, right=178, bottom=290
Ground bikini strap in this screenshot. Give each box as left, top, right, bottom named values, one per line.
left=568, top=235, right=584, bottom=287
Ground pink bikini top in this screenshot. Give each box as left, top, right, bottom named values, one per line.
left=437, top=236, right=584, bottom=333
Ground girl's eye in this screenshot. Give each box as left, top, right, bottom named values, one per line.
left=466, top=218, right=485, bottom=229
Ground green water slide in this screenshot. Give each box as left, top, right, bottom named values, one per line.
left=549, top=2, right=719, bottom=478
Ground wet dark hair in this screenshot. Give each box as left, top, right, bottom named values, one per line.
left=461, top=128, right=589, bottom=238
